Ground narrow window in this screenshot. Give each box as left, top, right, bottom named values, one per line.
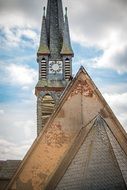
left=41, top=58, right=46, bottom=79
left=65, top=58, right=71, bottom=80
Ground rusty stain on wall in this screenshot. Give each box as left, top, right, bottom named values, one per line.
left=100, top=108, right=109, bottom=118
left=44, top=124, right=70, bottom=148
left=68, top=80, right=93, bottom=99
left=12, top=117, right=73, bottom=190
left=57, top=109, right=65, bottom=118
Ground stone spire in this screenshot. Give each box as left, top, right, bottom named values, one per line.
left=57, top=0, right=64, bottom=38
left=46, top=0, right=64, bottom=59
left=61, top=7, right=74, bottom=56
left=37, top=7, right=50, bottom=55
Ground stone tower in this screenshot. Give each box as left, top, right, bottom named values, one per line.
left=35, top=0, right=74, bottom=135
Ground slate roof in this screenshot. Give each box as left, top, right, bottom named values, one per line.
left=46, top=0, right=64, bottom=59
left=38, top=0, right=73, bottom=59
left=55, top=116, right=127, bottom=190
left=0, top=160, right=21, bottom=179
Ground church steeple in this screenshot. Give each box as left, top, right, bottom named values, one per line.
left=44, top=0, right=64, bottom=59
left=37, top=0, right=73, bottom=60
left=36, top=0, right=74, bottom=135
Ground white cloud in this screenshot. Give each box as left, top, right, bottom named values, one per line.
left=0, top=101, right=36, bottom=160
left=0, top=110, right=4, bottom=115
left=0, top=0, right=126, bottom=74
left=0, top=1, right=41, bottom=49
left=21, top=86, right=30, bottom=91
left=0, top=138, right=33, bottom=160
left=14, top=120, right=35, bottom=139
left=1, top=27, right=20, bottom=47
left=66, top=0, right=127, bottom=45
left=104, top=92, right=127, bottom=111
left=0, top=4, right=41, bottom=29
left=92, top=40, right=127, bottom=74
left=0, top=12, right=30, bottom=28
left=20, top=29, right=38, bottom=42
left=63, top=0, right=127, bottom=74
left=103, top=92, right=127, bottom=131
left=100, top=83, right=127, bottom=94
left=0, top=26, right=39, bottom=48
left=7, top=64, right=37, bottom=86
left=0, top=62, right=37, bottom=88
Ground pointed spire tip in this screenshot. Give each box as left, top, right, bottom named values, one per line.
left=43, top=6, right=46, bottom=17
left=65, top=7, right=68, bottom=16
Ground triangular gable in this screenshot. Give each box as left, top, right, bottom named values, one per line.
left=54, top=116, right=127, bottom=190
left=7, top=67, right=127, bottom=190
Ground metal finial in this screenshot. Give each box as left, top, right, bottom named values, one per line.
left=43, top=6, right=46, bottom=17
left=65, top=7, right=68, bottom=16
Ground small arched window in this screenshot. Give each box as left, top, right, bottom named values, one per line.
left=65, top=58, right=70, bottom=62
left=40, top=58, right=46, bottom=79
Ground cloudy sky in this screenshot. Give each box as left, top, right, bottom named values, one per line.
left=0, top=0, right=127, bottom=160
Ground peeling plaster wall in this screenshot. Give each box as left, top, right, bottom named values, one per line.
left=10, top=75, right=127, bottom=190
left=11, top=94, right=84, bottom=190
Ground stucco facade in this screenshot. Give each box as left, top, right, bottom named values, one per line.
left=6, top=68, right=127, bottom=190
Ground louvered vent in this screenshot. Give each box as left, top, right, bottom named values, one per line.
left=65, top=59, right=70, bottom=80
left=41, top=95, right=55, bottom=128
left=41, top=59, right=46, bottom=79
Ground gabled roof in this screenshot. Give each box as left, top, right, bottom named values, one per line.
left=6, top=66, right=127, bottom=190
left=0, top=160, right=21, bottom=190
left=50, top=116, right=127, bottom=189
left=0, top=160, right=21, bottom=180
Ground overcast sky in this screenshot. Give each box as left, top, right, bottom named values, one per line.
left=0, top=0, right=127, bottom=160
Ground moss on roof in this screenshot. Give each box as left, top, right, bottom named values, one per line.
left=61, top=43, right=74, bottom=55
left=37, top=45, right=50, bottom=54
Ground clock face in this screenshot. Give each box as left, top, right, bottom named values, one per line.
left=49, top=61, right=62, bottom=74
